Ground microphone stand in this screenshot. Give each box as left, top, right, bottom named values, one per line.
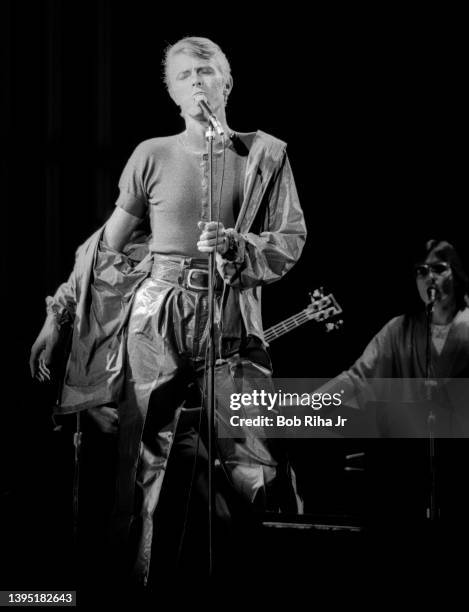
left=204, top=121, right=217, bottom=576
left=425, top=297, right=438, bottom=521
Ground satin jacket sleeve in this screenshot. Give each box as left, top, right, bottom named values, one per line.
left=217, top=132, right=306, bottom=289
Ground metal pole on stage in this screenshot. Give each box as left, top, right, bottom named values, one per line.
left=425, top=286, right=438, bottom=521
left=197, top=92, right=225, bottom=576
left=204, top=120, right=216, bottom=576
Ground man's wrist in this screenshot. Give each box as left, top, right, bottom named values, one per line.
left=45, top=298, right=72, bottom=330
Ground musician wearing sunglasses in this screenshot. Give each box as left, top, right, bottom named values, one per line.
left=317, top=239, right=469, bottom=408
left=414, top=258, right=465, bottom=350
left=313, top=239, right=469, bottom=529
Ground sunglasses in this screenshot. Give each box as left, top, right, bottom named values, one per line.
left=415, top=262, right=451, bottom=277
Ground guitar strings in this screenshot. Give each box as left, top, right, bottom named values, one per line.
left=264, top=308, right=339, bottom=341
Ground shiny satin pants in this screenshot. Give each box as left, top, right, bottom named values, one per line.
left=111, top=259, right=296, bottom=584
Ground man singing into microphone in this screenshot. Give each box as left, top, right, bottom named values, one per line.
left=30, top=36, right=306, bottom=584
left=312, top=239, right=469, bottom=529
left=318, top=239, right=469, bottom=393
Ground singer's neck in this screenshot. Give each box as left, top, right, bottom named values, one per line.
left=431, top=302, right=458, bottom=325
left=184, top=114, right=231, bottom=151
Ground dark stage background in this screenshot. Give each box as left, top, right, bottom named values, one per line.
left=1, top=1, right=467, bottom=594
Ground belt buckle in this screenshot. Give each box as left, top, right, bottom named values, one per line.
left=186, top=268, right=209, bottom=290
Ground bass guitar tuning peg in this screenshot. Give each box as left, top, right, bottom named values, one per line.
left=325, top=319, right=344, bottom=333
left=311, top=287, right=324, bottom=300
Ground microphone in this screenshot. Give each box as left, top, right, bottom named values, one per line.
left=193, top=93, right=225, bottom=136
left=427, top=286, right=437, bottom=304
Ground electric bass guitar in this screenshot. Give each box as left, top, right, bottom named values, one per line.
left=264, top=288, right=343, bottom=343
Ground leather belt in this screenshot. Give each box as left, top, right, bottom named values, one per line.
left=151, top=259, right=223, bottom=292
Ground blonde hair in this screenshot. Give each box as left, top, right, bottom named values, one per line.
left=163, top=36, right=233, bottom=101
